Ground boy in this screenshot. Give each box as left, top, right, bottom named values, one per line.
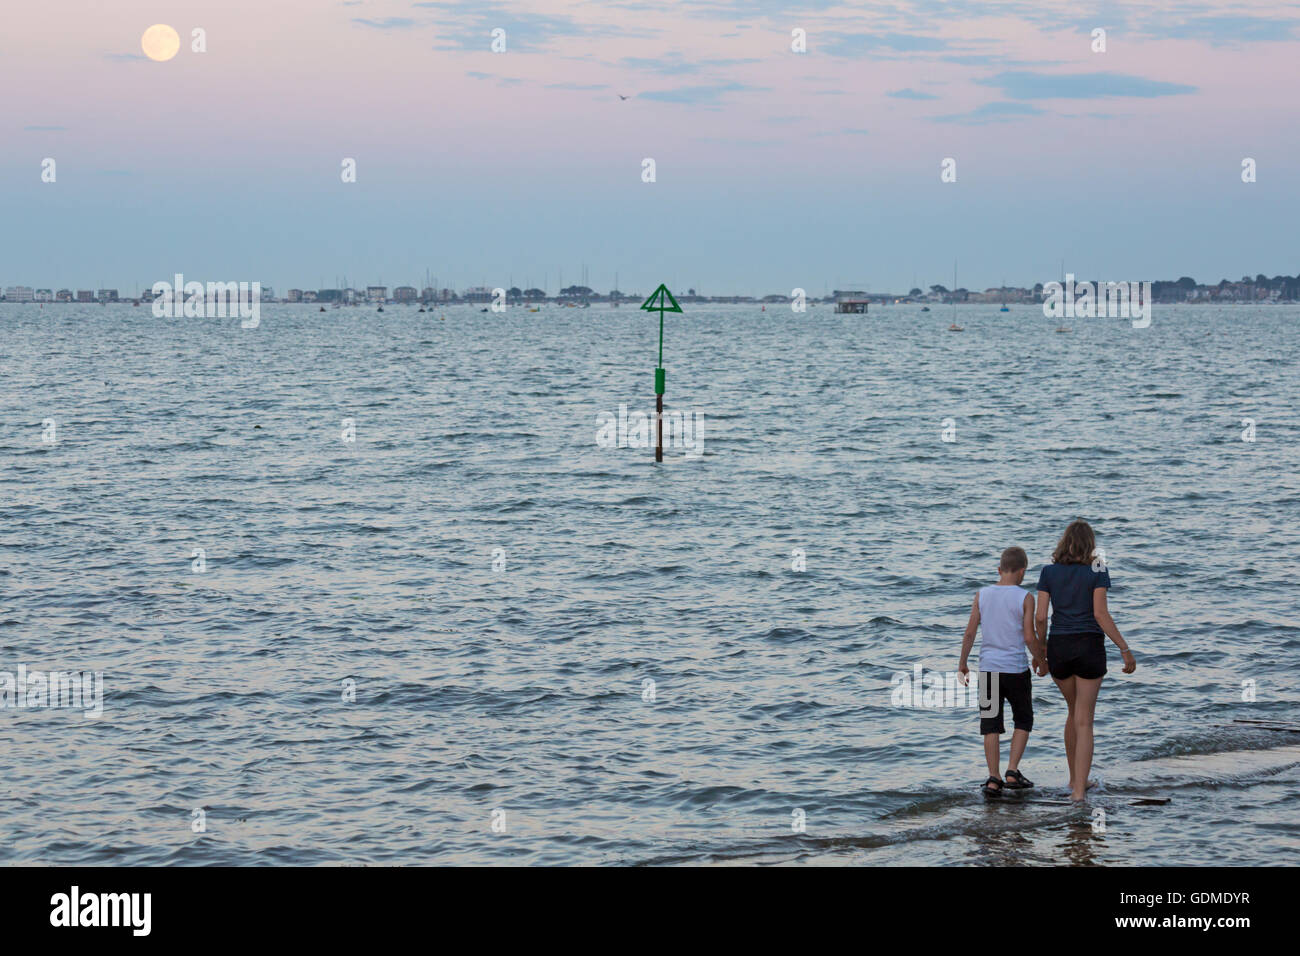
left=957, top=546, right=1047, bottom=796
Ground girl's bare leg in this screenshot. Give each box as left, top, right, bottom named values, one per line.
left=1054, top=675, right=1077, bottom=789
left=1070, top=676, right=1103, bottom=801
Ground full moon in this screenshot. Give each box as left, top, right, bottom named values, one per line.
left=141, top=24, right=180, bottom=62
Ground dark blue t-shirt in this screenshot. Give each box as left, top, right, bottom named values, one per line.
left=1036, top=562, right=1110, bottom=635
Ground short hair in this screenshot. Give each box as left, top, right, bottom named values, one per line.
left=1051, top=520, right=1096, bottom=565
left=999, top=546, right=1028, bottom=572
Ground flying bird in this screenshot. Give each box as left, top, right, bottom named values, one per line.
left=618, top=94, right=631, bottom=100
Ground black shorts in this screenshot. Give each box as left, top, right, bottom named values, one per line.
left=978, top=670, right=1033, bottom=735
left=1047, top=632, right=1107, bottom=680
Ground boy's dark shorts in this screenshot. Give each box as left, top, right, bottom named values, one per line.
left=978, top=670, right=1033, bottom=735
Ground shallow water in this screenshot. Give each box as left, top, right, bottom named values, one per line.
left=1, top=301, right=1298, bottom=865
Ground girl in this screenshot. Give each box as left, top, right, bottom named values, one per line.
left=1035, top=520, right=1137, bottom=801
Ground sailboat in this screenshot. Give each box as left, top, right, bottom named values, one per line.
left=1053, top=260, right=1070, bottom=332
left=947, top=261, right=964, bottom=331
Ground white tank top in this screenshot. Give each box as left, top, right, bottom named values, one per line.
left=978, top=585, right=1029, bottom=673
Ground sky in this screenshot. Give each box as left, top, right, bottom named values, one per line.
left=2, top=0, right=1298, bottom=295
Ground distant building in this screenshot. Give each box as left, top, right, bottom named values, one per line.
left=55, top=289, right=73, bottom=302
left=366, top=286, right=388, bottom=303
left=286, top=289, right=303, bottom=303
left=76, top=290, right=95, bottom=302
left=97, top=289, right=118, bottom=303
left=316, top=289, right=343, bottom=303
left=34, top=289, right=53, bottom=302
left=463, top=286, right=494, bottom=303
left=394, top=286, right=418, bottom=303
left=302, top=290, right=318, bottom=303
left=835, top=295, right=869, bottom=314
left=4, top=286, right=34, bottom=302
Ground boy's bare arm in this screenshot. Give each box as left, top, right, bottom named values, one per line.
left=957, top=594, right=979, bottom=683
left=1034, top=590, right=1050, bottom=644
left=1022, top=595, right=1047, bottom=673
left=1019, top=595, right=1040, bottom=655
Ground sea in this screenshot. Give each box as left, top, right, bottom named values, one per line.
left=1, top=301, right=1297, bottom=865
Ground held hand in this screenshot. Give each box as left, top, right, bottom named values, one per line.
left=1121, top=648, right=1136, bottom=674
left=957, top=660, right=969, bottom=685
left=1032, top=656, right=1048, bottom=677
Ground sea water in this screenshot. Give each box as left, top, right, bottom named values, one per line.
left=1, top=302, right=1297, bottom=865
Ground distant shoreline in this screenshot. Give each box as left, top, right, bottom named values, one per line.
left=2, top=298, right=1295, bottom=307
left=5, top=274, right=1297, bottom=308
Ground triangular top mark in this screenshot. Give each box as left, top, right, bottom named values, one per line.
left=640, top=283, right=682, bottom=314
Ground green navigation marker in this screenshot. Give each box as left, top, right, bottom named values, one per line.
left=640, top=283, right=681, bottom=462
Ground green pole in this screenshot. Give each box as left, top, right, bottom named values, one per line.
left=641, top=284, right=681, bottom=463
left=655, top=310, right=665, bottom=462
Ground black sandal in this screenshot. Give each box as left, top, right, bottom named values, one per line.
left=981, top=776, right=1004, bottom=797
left=1004, top=769, right=1034, bottom=790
